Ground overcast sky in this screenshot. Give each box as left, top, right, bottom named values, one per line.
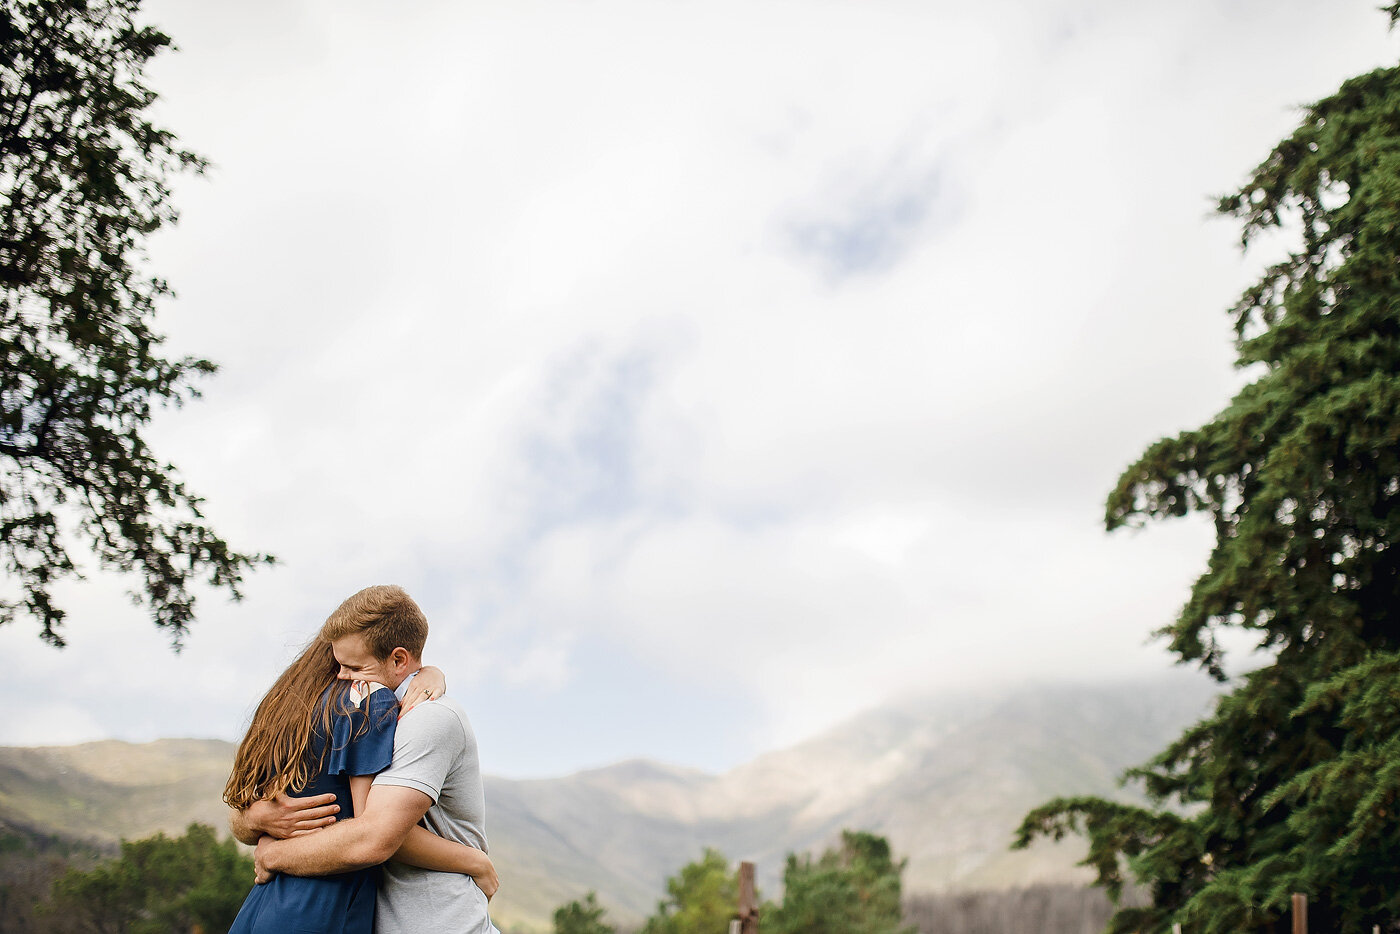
left=0, top=0, right=1394, bottom=778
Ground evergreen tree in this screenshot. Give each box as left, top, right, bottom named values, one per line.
left=1016, top=9, right=1400, bottom=932
left=553, top=891, right=616, bottom=934
left=43, top=823, right=252, bottom=933
left=0, top=0, right=270, bottom=646
left=766, top=830, right=912, bottom=934
left=640, top=848, right=739, bottom=934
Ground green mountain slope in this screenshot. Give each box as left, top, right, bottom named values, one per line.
left=0, top=676, right=1217, bottom=931
left=0, top=739, right=234, bottom=845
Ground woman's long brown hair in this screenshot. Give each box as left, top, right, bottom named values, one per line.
left=223, top=638, right=353, bottom=810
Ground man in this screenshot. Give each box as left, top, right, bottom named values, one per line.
left=230, top=585, right=499, bottom=934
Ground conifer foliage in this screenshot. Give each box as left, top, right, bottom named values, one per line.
left=1017, top=10, right=1400, bottom=933
left=640, top=848, right=739, bottom=934
left=765, top=830, right=913, bottom=934
left=43, top=823, right=251, bottom=933
left=553, top=891, right=617, bottom=934
left=0, top=0, right=269, bottom=646
left=580, top=833, right=911, bottom=934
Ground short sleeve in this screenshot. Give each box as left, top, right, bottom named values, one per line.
left=372, top=703, right=463, bottom=802
left=326, top=685, right=397, bottom=777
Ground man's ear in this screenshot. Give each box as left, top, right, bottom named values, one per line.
left=390, top=647, right=410, bottom=671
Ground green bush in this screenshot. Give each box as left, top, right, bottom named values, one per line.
left=44, top=823, right=252, bottom=934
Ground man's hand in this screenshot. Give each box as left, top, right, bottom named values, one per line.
left=254, top=836, right=277, bottom=884
left=248, top=792, right=340, bottom=839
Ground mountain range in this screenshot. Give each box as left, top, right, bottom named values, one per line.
left=0, top=673, right=1219, bottom=931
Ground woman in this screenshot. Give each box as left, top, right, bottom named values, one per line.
left=223, top=638, right=494, bottom=933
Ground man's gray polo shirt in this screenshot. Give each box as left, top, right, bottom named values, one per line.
left=373, top=676, right=496, bottom=934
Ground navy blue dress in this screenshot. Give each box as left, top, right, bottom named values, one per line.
left=229, top=685, right=398, bottom=934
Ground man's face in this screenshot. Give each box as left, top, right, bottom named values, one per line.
left=331, top=632, right=406, bottom=689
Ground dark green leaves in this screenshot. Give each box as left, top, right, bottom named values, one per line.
left=640, top=848, right=740, bottom=934
left=764, top=831, right=913, bottom=934
left=1019, top=13, right=1400, bottom=932
left=0, top=0, right=269, bottom=646
left=571, top=831, right=911, bottom=934
left=43, top=823, right=252, bottom=934
left=554, top=891, right=618, bottom=934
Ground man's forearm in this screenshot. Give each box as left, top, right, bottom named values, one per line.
left=259, top=818, right=391, bottom=876
left=256, top=778, right=433, bottom=881
left=258, top=799, right=423, bottom=878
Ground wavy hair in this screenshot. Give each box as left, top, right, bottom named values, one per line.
left=223, top=638, right=353, bottom=810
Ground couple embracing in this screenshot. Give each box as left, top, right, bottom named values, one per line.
left=223, top=585, right=500, bottom=934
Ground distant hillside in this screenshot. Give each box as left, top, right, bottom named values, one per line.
left=0, top=674, right=1219, bottom=932
left=0, top=739, right=234, bottom=846
left=483, top=674, right=1218, bottom=926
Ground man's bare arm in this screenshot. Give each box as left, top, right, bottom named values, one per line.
left=229, top=793, right=341, bottom=845
left=256, top=784, right=433, bottom=879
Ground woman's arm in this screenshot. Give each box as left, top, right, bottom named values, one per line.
left=352, top=773, right=498, bottom=898
left=350, top=774, right=374, bottom=818
left=399, top=665, right=447, bottom=717
left=393, top=830, right=499, bottom=899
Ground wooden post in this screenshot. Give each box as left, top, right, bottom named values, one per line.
left=738, top=861, right=758, bottom=934
left=1292, top=893, right=1307, bottom=934
left=1172, top=924, right=1182, bottom=934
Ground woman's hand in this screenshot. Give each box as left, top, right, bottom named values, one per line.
left=246, top=792, right=340, bottom=838
left=392, top=827, right=499, bottom=898
left=400, top=665, right=446, bottom=717
left=471, top=853, right=500, bottom=900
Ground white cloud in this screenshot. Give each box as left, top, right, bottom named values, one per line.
left=1, top=0, right=1394, bottom=775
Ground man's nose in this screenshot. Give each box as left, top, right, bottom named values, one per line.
left=337, top=667, right=354, bottom=680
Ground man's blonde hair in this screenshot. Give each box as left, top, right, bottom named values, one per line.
left=321, top=584, right=428, bottom=660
